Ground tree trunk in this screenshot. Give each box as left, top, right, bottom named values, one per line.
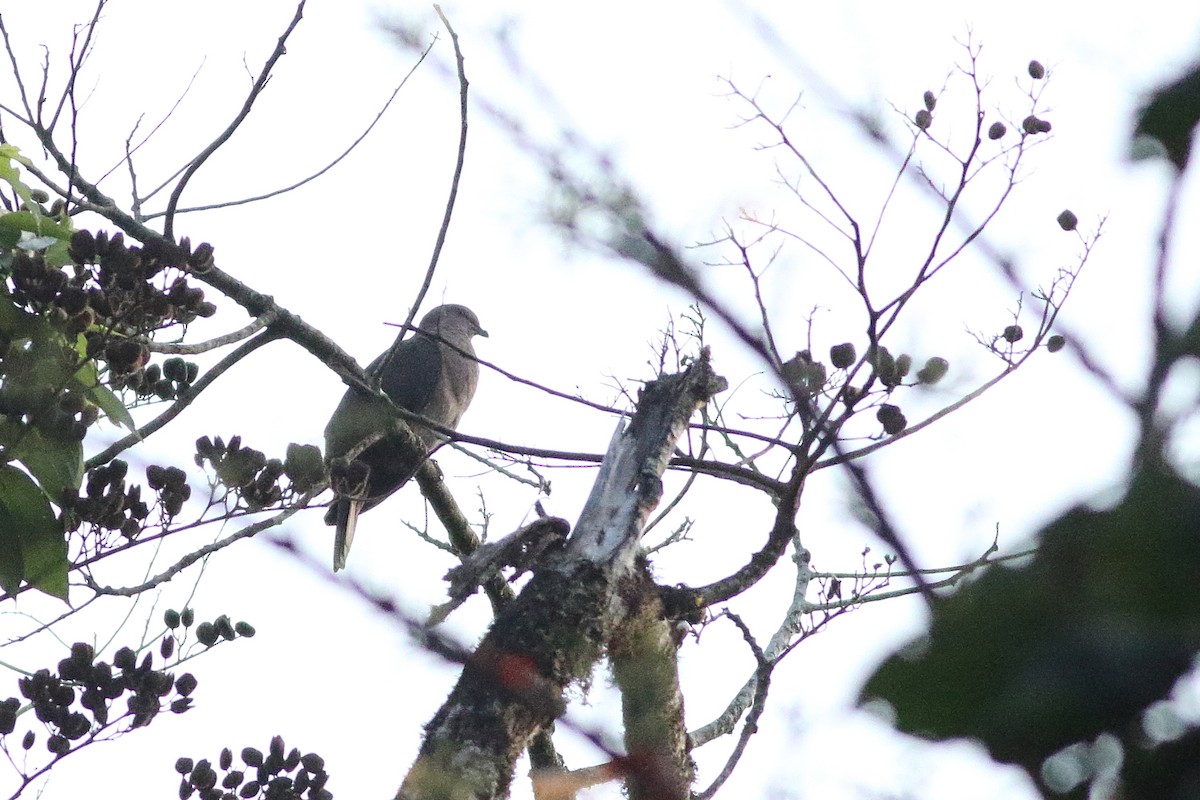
left=396, top=350, right=726, bottom=800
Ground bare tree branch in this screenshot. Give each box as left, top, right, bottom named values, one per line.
left=162, top=1, right=307, bottom=239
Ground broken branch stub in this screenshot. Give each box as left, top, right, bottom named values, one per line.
left=397, top=349, right=726, bottom=800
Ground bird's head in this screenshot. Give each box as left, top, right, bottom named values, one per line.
left=420, top=304, right=488, bottom=340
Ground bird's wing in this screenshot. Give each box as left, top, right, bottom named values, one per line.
left=369, top=333, right=443, bottom=415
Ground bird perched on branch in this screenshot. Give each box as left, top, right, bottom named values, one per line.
left=324, top=304, right=487, bottom=571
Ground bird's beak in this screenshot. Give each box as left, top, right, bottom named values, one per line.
left=477, top=326, right=490, bottom=338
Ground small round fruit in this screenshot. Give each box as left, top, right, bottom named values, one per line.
left=876, top=404, right=907, bottom=435
left=917, top=357, right=949, bottom=385
left=830, top=343, right=856, bottom=369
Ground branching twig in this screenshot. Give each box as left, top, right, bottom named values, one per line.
left=693, top=611, right=772, bottom=800
left=85, top=327, right=285, bottom=470
left=377, top=5, right=469, bottom=382
left=144, top=311, right=278, bottom=355
left=162, top=1, right=307, bottom=239
left=142, top=40, right=433, bottom=220
left=86, top=493, right=314, bottom=597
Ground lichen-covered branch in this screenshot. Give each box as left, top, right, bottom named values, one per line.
left=396, top=351, right=725, bottom=800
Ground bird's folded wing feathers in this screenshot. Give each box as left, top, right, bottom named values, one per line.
left=372, top=333, right=443, bottom=417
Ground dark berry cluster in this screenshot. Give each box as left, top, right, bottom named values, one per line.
left=0, top=641, right=197, bottom=759
left=196, top=435, right=279, bottom=510
left=163, top=606, right=254, bottom=653
left=282, top=443, right=325, bottom=495
left=780, top=342, right=954, bottom=438
left=196, top=437, right=323, bottom=511
left=2, top=230, right=213, bottom=454
left=108, top=353, right=201, bottom=400
left=176, top=736, right=331, bottom=800
left=62, top=458, right=191, bottom=542
left=189, top=613, right=256, bottom=648
left=63, top=458, right=149, bottom=539
left=64, top=230, right=216, bottom=331
left=146, top=463, right=193, bottom=517
left=10, top=233, right=214, bottom=350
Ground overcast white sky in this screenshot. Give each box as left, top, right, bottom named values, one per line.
left=3, top=2, right=1200, bottom=799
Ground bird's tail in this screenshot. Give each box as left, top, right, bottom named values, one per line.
left=332, top=499, right=361, bottom=571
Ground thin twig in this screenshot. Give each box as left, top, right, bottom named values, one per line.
left=144, top=311, right=278, bottom=355
left=99, top=60, right=206, bottom=187
left=88, top=496, right=313, bottom=596
left=142, top=41, right=432, bottom=219
left=694, top=611, right=773, bottom=800
left=85, top=328, right=284, bottom=469
left=377, top=5, right=470, bottom=383
left=162, top=1, right=307, bottom=239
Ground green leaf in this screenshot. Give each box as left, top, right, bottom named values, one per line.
left=0, top=464, right=67, bottom=600
left=44, top=238, right=74, bottom=268
left=861, top=467, right=1200, bottom=775
left=14, top=428, right=82, bottom=500
left=0, top=306, right=133, bottom=434
left=0, top=211, right=72, bottom=248
left=87, top=379, right=134, bottom=430
left=0, top=145, right=36, bottom=209
left=0, top=295, right=41, bottom=339
left=1122, top=727, right=1200, bottom=799
left=69, top=336, right=134, bottom=430
left=0, top=497, right=22, bottom=595
left=0, top=417, right=83, bottom=502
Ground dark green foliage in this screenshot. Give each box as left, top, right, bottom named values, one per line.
left=1134, top=62, right=1200, bottom=171
left=0, top=200, right=218, bottom=600
left=1122, top=728, right=1200, bottom=800
left=0, top=464, right=66, bottom=598
left=862, top=467, right=1200, bottom=788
